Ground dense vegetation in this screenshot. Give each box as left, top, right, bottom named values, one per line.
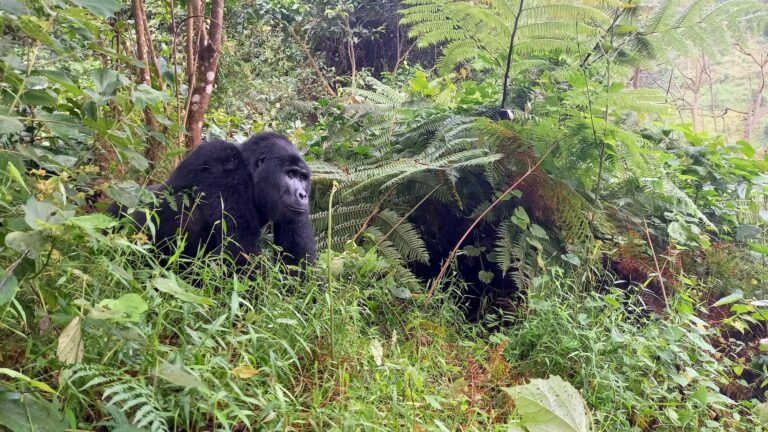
left=2, top=0, right=768, bottom=430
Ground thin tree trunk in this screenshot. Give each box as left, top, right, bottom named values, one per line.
left=131, top=0, right=152, bottom=86
left=131, top=0, right=162, bottom=165
left=184, top=0, right=224, bottom=149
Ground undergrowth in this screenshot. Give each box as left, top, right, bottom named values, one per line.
left=1, top=224, right=764, bottom=430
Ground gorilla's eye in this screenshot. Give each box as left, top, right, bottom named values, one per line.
left=287, top=169, right=297, bottom=178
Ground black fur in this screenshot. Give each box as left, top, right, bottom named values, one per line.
left=108, top=132, right=316, bottom=270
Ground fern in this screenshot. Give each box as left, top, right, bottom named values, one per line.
left=402, top=0, right=614, bottom=75
left=63, top=365, right=168, bottom=432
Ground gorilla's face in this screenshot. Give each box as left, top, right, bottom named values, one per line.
left=242, top=134, right=312, bottom=221
left=278, top=156, right=311, bottom=216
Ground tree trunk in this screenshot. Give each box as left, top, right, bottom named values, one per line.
left=691, top=91, right=701, bottom=133
left=131, top=0, right=163, bottom=165
left=184, top=0, right=224, bottom=149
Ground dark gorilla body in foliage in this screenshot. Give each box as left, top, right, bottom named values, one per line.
left=108, top=132, right=317, bottom=270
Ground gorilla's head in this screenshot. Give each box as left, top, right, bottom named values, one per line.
left=239, top=132, right=311, bottom=221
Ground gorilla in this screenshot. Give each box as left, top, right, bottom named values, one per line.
left=108, top=132, right=316, bottom=271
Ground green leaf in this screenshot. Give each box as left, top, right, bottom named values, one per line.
left=478, top=270, right=494, bottom=284
left=561, top=254, right=581, bottom=266
left=0, top=115, right=24, bottom=134
left=388, top=284, right=412, bottom=299
left=67, top=213, right=116, bottom=230
left=155, top=362, right=206, bottom=388
left=24, top=197, right=64, bottom=229
left=132, top=84, right=169, bottom=110
left=91, top=68, right=129, bottom=96
left=5, top=161, right=29, bottom=193
left=749, top=242, right=768, bottom=255
left=5, top=230, right=49, bottom=258
left=529, top=224, right=549, bottom=239
left=90, top=293, right=148, bottom=322
left=0, top=368, right=56, bottom=394
left=512, top=206, right=530, bottom=229
left=153, top=277, right=214, bottom=305
left=0, top=270, right=19, bottom=306
left=20, top=89, right=56, bottom=107
left=736, top=140, right=755, bottom=159
left=503, top=376, right=592, bottom=432
left=37, top=113, right=86, bottom=140
left=0, top=393, right=68, bottom=432
left=71, top=0, right=121, bottom=17
left=713, top=292, right=743, bottom=307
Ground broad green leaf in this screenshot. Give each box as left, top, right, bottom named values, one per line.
left=0, top=393, right=68, bottom=432
left=91, top=68, right=129, bottom=96
left=0, top=270, right=19, bottom=306
left=67, top=213, right=116, bottom=230
left=24, top=197, right=63, bottom=228
left=0, top=115, right=23, bottom=134
left=512, top=206, right=530, bottom=229
left=503, top=375, right=592, bottom=432
left=561, top=254, right=581, bottom=266
left=529, top=224, right=549, bottom=239
left=90, top=293, right=148, bottom=322
left=57, top=316, right=83, bottom=364
left=20, top=89, right=56, bottom=107
left=5, top=230, right=49, bottom=258
left=40, top=70, right=82, bottom=95
left=153, top=277, right=214, bottom=305
left=37, top=112, right=86, bottom=140
left=71, top=0, right=121, bottom=17
left=155, top=362, right=206, bottom=388
left=132, top=84, right=169, bottom=110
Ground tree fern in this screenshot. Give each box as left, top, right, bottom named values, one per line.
left=402, top=0, right=614, bottom=75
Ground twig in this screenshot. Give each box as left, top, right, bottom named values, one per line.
left=642, top=218, right=668, bottom=306
left=375, top=182, right=443, bottom=248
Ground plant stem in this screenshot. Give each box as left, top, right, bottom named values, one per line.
left=327, top=181, right=340, bottom=359
left=501, top=0, right=524, bottom=108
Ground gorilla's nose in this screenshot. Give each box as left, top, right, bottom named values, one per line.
left=296, top=190, right=308, bottom=201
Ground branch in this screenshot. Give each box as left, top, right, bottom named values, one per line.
left=288, top=25, right=337, bottom=97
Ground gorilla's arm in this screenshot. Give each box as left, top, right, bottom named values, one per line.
left=273, top=215, right=317, bottom=267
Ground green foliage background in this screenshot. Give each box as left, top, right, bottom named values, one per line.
left=2, top=0, right=768, bottom=430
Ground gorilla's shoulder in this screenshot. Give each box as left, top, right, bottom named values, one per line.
left=167, top=139, right=248, bottom=188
